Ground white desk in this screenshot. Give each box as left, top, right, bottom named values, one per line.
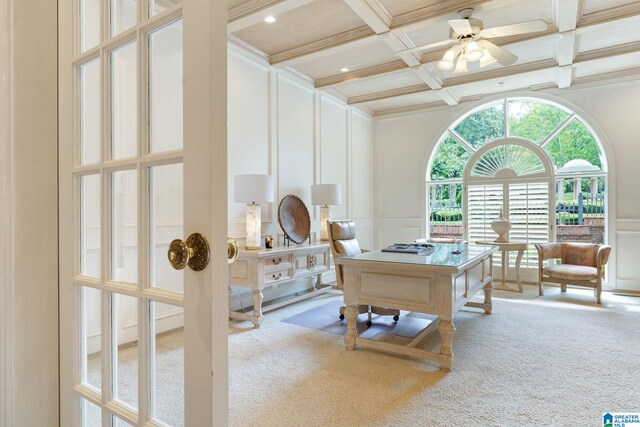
left=474, top=240, right=527, bottom=293
left=228, top=242, right=332, bottom=328
left=335, top=244, right=498, bottom=371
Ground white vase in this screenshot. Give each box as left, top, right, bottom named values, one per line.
left=491, top=208, right=511, bottom=243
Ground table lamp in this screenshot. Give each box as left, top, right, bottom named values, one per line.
left=311, top=184, right=342, bottom=241
left=235, top=174, right=274, bottom=249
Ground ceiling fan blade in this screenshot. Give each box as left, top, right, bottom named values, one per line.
left=479, top=20, right=547, bottom=38
left=477, top=40, right=518, bottom=66
left=448, top=18, right=473, bottom=34
left=394, top=39, right=454, bottom=55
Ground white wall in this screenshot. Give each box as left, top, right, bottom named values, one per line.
left=227, top=46, right=375, bottom=308
left=374, top=81, right=640, bottom=291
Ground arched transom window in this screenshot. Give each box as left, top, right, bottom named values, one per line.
left=426, top=97, right=607, bottom=267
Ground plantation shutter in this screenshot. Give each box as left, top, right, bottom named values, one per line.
left=467, top=184, right=504, bottom=242
left=464, top=140, right=555, bottom=271
left=508, top=182, right=550, bottom=267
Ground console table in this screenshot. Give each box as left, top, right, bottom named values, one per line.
left=474, top=240, right=527, bottom=293
left=228, top=241, right=332, bottom=328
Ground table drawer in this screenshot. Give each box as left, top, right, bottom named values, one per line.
left=264, top=255, right=292, bottom=273
left=264, top=270, right=292, bottom=285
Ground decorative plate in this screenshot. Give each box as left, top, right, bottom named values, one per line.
left=278, top=194, right=311, bottom=244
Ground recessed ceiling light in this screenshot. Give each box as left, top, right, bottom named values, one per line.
left=340, top=67, right=350, bottom=72
left=264, top=16, right=276, bottom=23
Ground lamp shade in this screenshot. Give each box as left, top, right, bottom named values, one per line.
left=234, top=174, right=274, bottom=203
left=311, top=184, right=342, bottom=206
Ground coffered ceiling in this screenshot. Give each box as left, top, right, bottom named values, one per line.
left=227, top=0, right=640, bottom=115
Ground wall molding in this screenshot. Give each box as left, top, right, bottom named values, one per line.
left=227, top=42, right=375, bottom=301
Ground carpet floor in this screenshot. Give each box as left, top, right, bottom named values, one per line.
left=229, top=286, right=640, bottom=426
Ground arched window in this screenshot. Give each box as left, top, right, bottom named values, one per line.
left=427, top=97, right=607, bottom=267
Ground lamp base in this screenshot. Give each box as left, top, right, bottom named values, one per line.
left=320, top=205, right=331, bottom=241
left=246, top=203, right=261, bottom=249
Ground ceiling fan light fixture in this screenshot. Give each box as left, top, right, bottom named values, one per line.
left=466, top=41, right=483, bottom=62
left=479, top=49, right=497, bottom=67
left=454, top=56, right=468, bottom=73
left=437, top=47, right=457, bottom=70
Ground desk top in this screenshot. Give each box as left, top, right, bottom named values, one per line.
left=337, top=243, right=497, bottom=270
left=474, top=240, right=528, bottom=250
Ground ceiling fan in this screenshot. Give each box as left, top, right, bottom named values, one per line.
left=396, top=8, right=547, bottom=74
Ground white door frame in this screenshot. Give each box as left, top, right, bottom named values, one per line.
left=0, top=0, right=14, bottom=424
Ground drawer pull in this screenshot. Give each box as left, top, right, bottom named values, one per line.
left=272, top=258, right=282, bottom=265
left=272, top=273, right=282, bottom=280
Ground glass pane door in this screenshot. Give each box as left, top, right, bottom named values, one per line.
left=61, top=1, right=192, bottom=425
left=60, top=0, right=228, bottom=425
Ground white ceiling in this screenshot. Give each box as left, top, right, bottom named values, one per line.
left=227, top=0, right=640, bottom=115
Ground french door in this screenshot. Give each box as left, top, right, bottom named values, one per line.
left=58, top=0, right=228, bottom=425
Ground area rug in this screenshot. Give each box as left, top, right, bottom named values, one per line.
left=281, top=299, right=437, bottom=340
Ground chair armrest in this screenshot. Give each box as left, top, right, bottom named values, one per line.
left=597, top=245, right=612, bottom=269
left=534, top=243, right=562, bottom=261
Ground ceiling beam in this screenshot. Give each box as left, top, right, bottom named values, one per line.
left=314, top=60, right=407, bottom=87
left=270, top=26, right=377, bottom=66
left=553, top=0, right=581, bottom=32
left=270, top=0, right=494, bottom=67
left=556, top=65, right=574, bottom=89
left=375, top=66, right=640, bottom=116
left=342, top=0, right=448, bottom=98
left=228, top=0, right=315, bottom=33
left=343, top=0, right=392, bottom=34
left=552, top=0, right=581, bottom=88
left=347, top=40, right=640, bottom=105
left=578, top=1, right=640, bottom=27
left=314, top=2, right=640, bottom=90
left=316, top=26, right=559, bottom=89
left=348, top=83, right=431, bottom=105
left=388, top=0, right=494, bottom=33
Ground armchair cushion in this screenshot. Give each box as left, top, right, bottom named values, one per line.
left=542, top=264, right=598, bottom=281
left=562, top=243, right=598, bottom=267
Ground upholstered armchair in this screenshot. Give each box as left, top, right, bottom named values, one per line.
left=327, top=220, right=399, bottom=326
left=534, top=242, right=611, bottom=304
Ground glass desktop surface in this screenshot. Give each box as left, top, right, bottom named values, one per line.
left=340, top=244, right=497, bottom=268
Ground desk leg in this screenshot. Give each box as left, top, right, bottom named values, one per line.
left=515, top=249, right=524, bottom=293
left=251, top=289, right=264, bottom=329
left=344, top=305, right=358, bottom=350
left=438, top=320, right=455, bottom=372
left=483, top=282, right=493, bottom=314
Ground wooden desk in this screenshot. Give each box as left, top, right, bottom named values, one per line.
left=474, top=240, right=528, bottom=293
left=228, top=242, right=332, bottom=328
left=335, top=244, right=497, bottom=371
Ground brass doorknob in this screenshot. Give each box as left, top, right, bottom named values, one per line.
left=168, top=233, right=210, bottom=271
left=228, top=238, right=239, bottom=264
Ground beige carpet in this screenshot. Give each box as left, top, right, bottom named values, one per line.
left=229, top=287, right=640, bottom=426
left=86, top=286, right=640, bottom=426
